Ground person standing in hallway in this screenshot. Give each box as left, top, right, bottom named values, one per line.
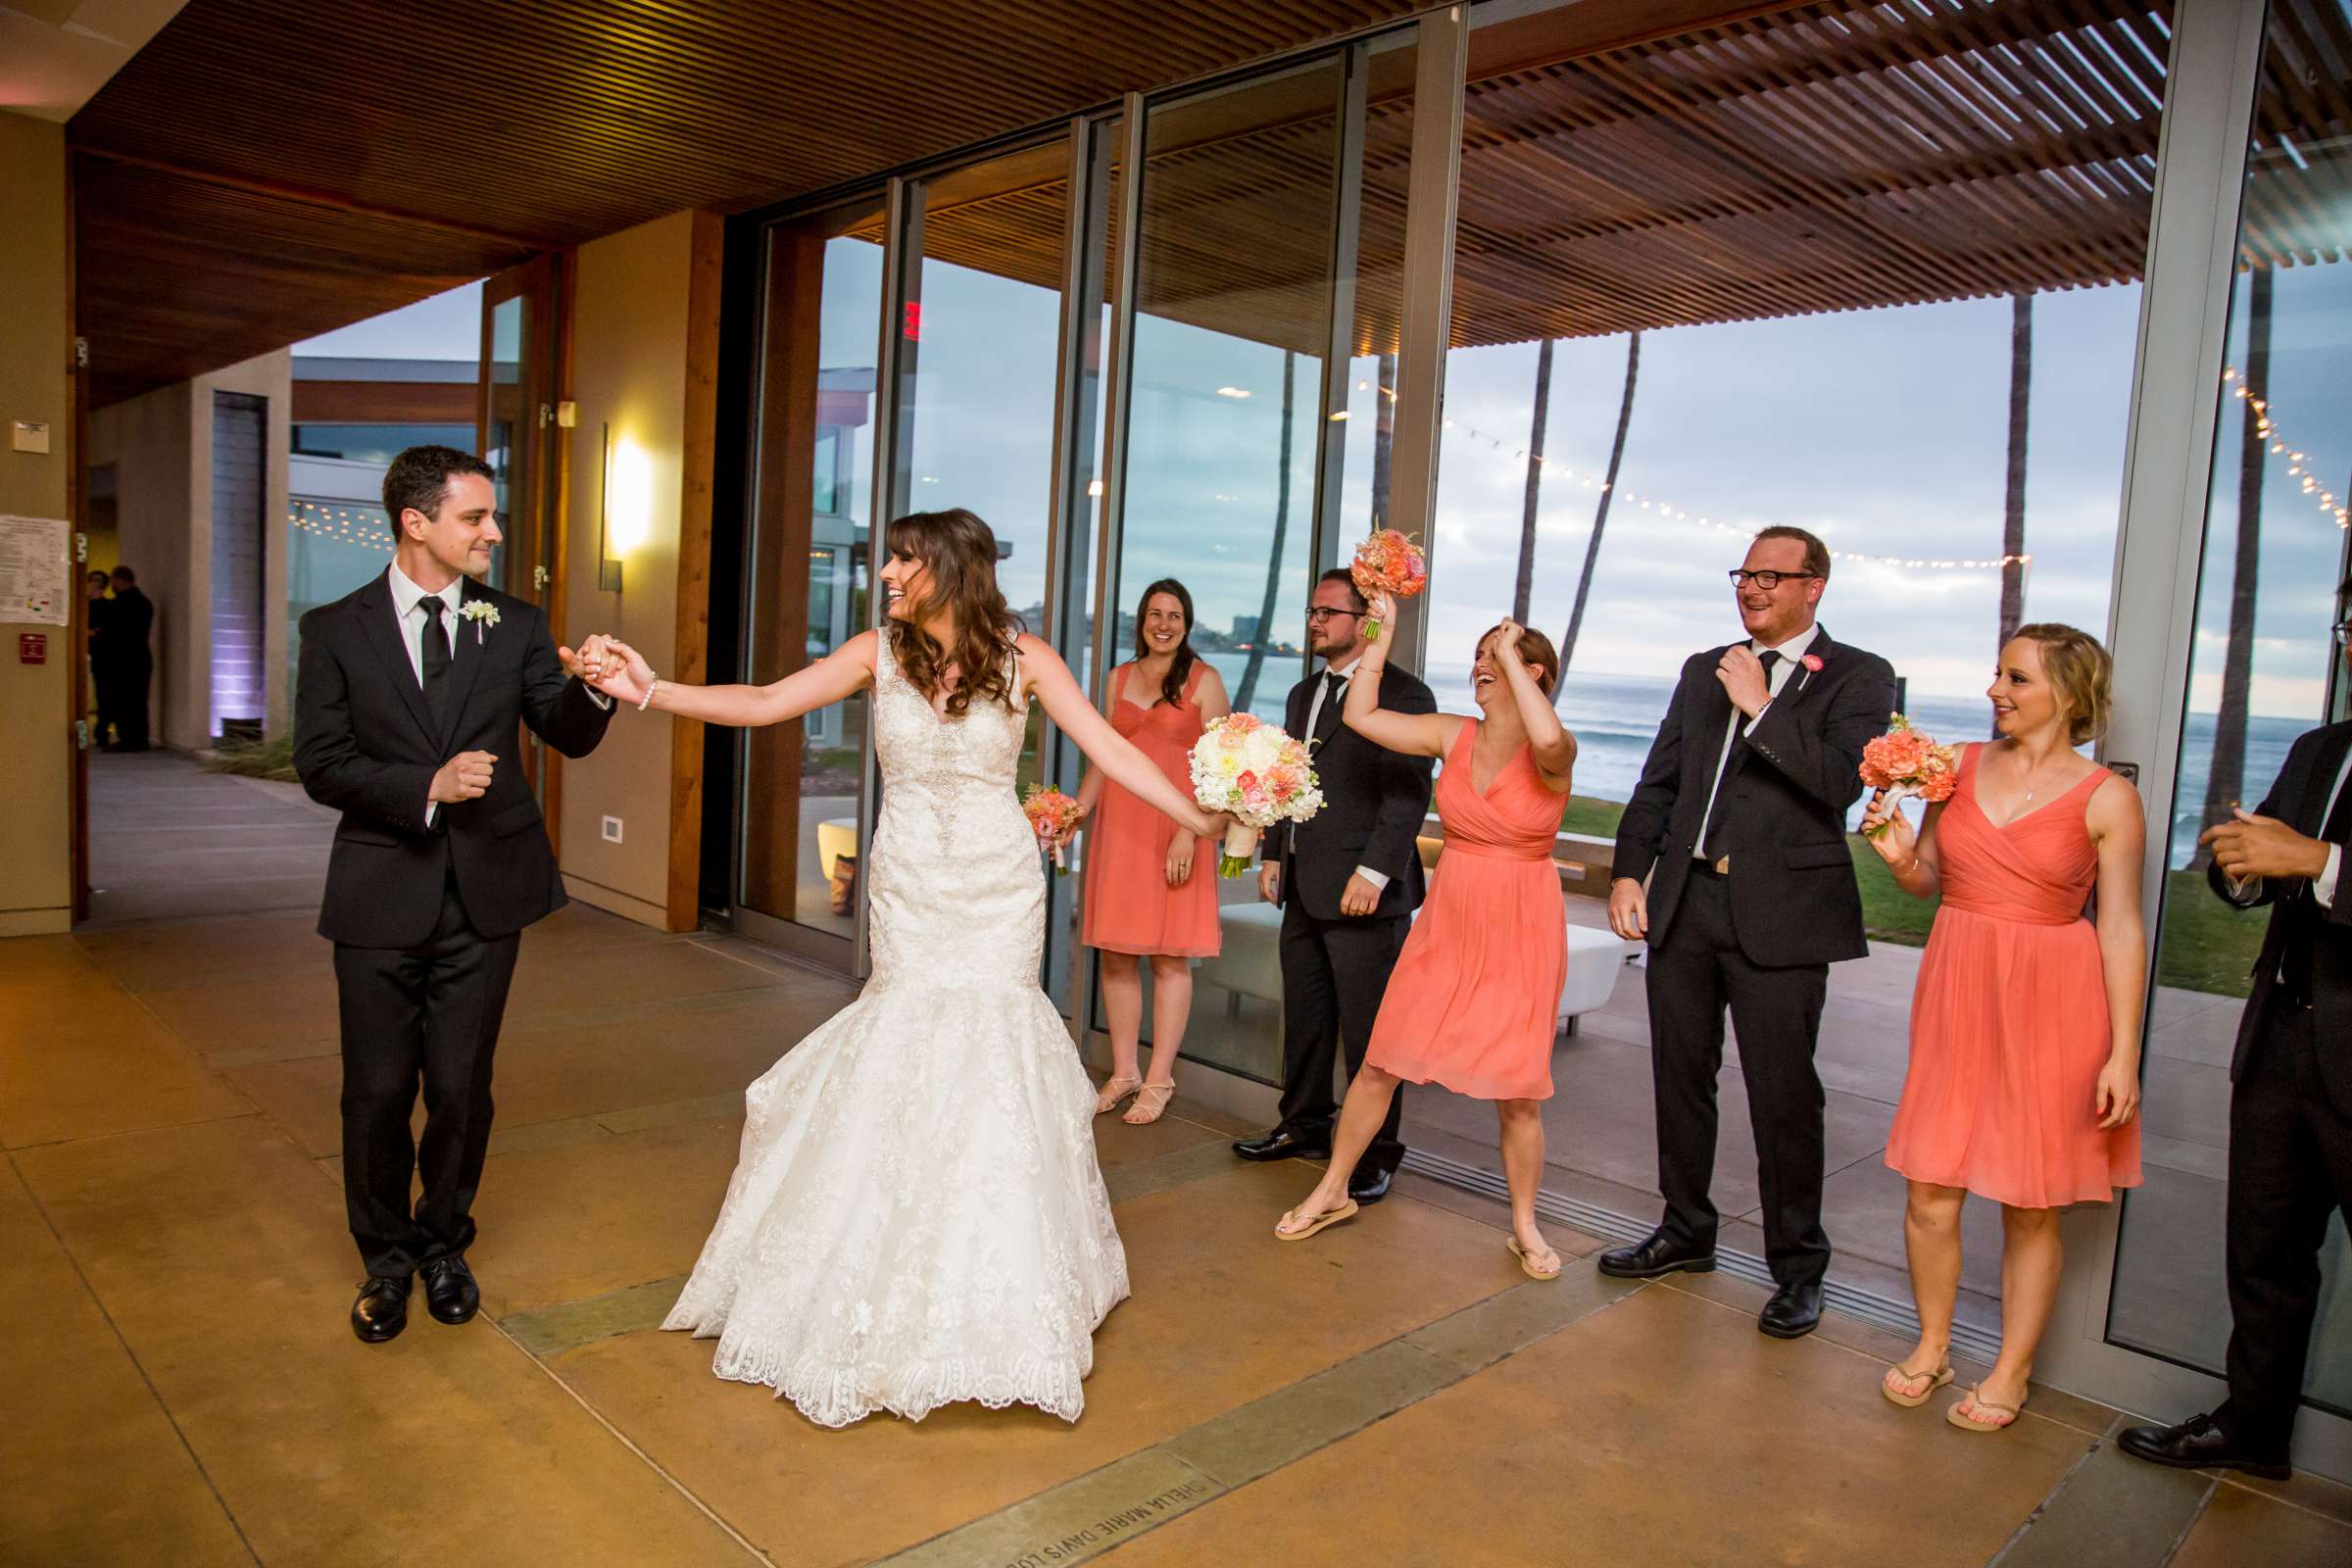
left=1077, top=578, right=1229, bottom=1126
left=1863, top=625, right=2144, bottom=1432
left=2121, top=583, right=2352, bottom=1482
left=1600, top=527, right=1896, bottom=1340
left=294, top=446, right=615, bottom=1346
left=101, top=564, right=153, bottom=752
left=85, top=569, right=114, bottom=747
left=1233, top=568, right=1437, bottom=1206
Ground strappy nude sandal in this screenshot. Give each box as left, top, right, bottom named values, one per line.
left=1882, top=1360, right=1954, bottom=1408
left=1122, top=1081, right=1176, bottom=1125
left=1946, top=1386, right=2026, bottom=1432
left=1506, top=1236, right=1562, bottom=1281
left=1274, top=1199, right=1358, bottom=1241
left=1094, top=1075, right=1142, bottom=1115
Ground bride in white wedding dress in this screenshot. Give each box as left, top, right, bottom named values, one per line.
left=579, top=509, right=1223, bottom=1427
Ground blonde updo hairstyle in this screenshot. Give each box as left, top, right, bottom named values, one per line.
left=2013, top=622, right=2111, bottom=746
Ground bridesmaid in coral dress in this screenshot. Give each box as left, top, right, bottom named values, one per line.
left=1274, top=599, right=1577, bottom=1279
left=1865, top=623, right=2145, bottom=1434
left=1077, top=579, right=1229, bottom=1125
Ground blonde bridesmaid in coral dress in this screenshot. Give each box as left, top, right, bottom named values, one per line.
left=1273, top=600, right=1577, bottom=1282
left=1865, top=624, right=2146, bottom=1435
left=1077, top=579, right=1229, bottom=1125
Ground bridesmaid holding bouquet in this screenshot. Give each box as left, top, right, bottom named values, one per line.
left=1274, top=598, right=1577, bottom=1279
left=1864, top=623, right=2144, bottom=1433
left=1077, top=579, right=1230, bottom=1125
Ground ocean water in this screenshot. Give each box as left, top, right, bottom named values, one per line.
left=1196, top=651, right=2304, bottom=866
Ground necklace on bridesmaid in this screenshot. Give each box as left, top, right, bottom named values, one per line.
left=2014, top=745, right=2064, bottom=805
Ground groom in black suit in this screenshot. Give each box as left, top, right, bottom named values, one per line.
left=1235, top=568, right=1437, bottom=1202
left=1601, top=526, right=1895, bottom=1339
left=294, top=446, right=614, bottom=1344
left=2122, top=583, right=2351, bottom=1481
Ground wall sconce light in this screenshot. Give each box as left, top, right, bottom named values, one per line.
left=598, top=423, right=653, bottom=592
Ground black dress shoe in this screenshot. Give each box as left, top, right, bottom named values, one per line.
left=1233, top=1126, right=1332, bottom=1162
left=1348, top=1165, right=1396, bottom=1205
left=419, top=1256, right=480, bottom=1325
left=1758, top=1280, right=1823, bottom=1339
left=1596, top=1230, right=1717, bottom=1279
left=351, top=1275, right=411, bottom=1344
left=2118, top=1413, right=2290, bottom=1480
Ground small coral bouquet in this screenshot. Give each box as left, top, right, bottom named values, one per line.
left=1857, top=713, right=1958, bottom=837
left=1023, top=784, right=1085, bottom=874
left=1189, top=713, right=1324, bottom=876
left=1351, top=529, right=1428, bottom=641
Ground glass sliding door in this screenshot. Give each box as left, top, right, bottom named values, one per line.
left=478, top=255, right=563, bottom=802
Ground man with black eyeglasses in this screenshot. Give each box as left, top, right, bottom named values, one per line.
left=1234, top=567, right=1437, bottom=1201
left=2122, top=582, right=2352, bottom=1482
left=1600, top=526, right=1896, bottom=1340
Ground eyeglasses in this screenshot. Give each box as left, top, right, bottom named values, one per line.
left=1304, top=608, right=1366, bottom=624
left=2335, top=618, right=2351, bottom=646
left=1729, top=569, right=1821, bottom=590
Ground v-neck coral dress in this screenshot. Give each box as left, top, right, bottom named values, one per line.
left=1365, top=719, right=1569, bottom=1102
left=1884, top=744, right=2142, bottom=1207
left=1079, top=662, right=1221, bottom=958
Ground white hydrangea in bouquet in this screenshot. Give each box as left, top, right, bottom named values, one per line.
left=1189, top=713, right=1323, bottom=877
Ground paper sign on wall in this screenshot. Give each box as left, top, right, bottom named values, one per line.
left=0, top=515, right=72, bottom=627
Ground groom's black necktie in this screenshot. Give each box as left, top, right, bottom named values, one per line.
left=1700, top=650, right=1784, bottom=862
left=420, top=596, right=452, bottom=728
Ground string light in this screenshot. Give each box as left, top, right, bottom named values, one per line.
left=1353, top=378, right=2032, bottom=573
left=287, top=501, right=394, bottom=553
left=2222, top=367, right=2349, bottom=531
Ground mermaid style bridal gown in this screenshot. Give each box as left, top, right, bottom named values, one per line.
left=662, top=633, right=1128, bottom=1425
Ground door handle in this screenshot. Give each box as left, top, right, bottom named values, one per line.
left=75, top=718, right=90, bottom=752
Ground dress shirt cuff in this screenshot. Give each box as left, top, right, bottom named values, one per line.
left=2224, top=871, right=2261, bottom=904
left=424, top=798, right=437, bottom=829
left=1355, top=864, right=1391, bottom=893
left=2317, top=844, right=2341, bottom=909
left=586, top=687, right=612, bottom=710
left=1741, top=702, right=1770, bottom=737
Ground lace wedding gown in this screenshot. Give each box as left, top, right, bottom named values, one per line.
left=662, top=633, right=1129, bottom=1425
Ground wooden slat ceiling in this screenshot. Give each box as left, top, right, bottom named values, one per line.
left=69, top=0, right=1423, bottom=407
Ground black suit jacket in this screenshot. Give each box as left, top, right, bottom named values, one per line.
left=1259, top=662, right=1437, bottom=921
left=294, top=571, right=613, bottom=949
left=1613, top=625, right=1896, bottom=968
left=98, top=587, right=152, bottom=668
left=2211, top=719, right=2352, bottom=1109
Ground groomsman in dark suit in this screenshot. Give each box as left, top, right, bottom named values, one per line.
left=1235, top=568, right=1437, bottom=1202
left=2122, top=584, right=2352, bottom=1481
left=1601, top=527, right=1896, bottom=1339
left=294, top=446, right=615, bottom=1344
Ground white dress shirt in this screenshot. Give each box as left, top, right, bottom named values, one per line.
left=387, top=564, right=465, bottom=826
left=1305, top=656, right=1391, bottom=895
left=1693, top=621, right=1821, bottom=859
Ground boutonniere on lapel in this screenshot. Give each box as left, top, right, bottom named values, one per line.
left=459, top=600, right=499, bottom=646
left=1794, top=651, right=1825, bottom=693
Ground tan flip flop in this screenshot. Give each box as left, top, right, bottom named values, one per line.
left=1946, top=1386, right=2026, bottom=1432
left=1882, top=1362, right=1954, bottom=1408
left=1275, top=1199, right=1358, bottom=1242
left=1506, top=1236, right=1562, bottom=1281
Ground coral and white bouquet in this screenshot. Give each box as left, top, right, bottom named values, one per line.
left=1350, top=529, right=1428, bottom=641
left=1857, top=713, right=1959, bottom=837
left=1022, top=784, right=1085, bottom=874
left=1188, top=713, right=1323, bottom=876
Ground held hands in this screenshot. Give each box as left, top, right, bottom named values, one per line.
left=429, top=750, right=497, bottom=805
left=577, top=636, right=656, bottom=707
left=1716, top=645, right=1772, bottom=719
left=1858, top=787, right=1919, bottom=866
left=1607, top=876, right=1648, bottom=942
left=2198, top=808, right=2330, bottom=883
left=2094, top=1055, right=2140, bottom=1131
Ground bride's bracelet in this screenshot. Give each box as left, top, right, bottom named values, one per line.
left=638, top=676, right=661, bottom=712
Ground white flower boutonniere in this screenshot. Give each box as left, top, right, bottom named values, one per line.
left=459, top=600, right=500, bottom=645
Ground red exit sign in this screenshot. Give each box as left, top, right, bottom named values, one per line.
left=19, top=634, right=47, bottom=664
left=903, top=301, right=922, bottom=341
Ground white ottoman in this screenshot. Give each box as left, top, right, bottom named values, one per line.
left=816, top=816, right=858, bottom=881
left=1557, top=922, right=1640, bottom=1035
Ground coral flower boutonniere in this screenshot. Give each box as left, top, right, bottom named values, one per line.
left=1800, top=653, right=1824, bottom=673
left=459, top=600, right=500, bottom=645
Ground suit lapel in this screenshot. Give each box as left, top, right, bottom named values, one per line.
left=1719, top=625, right=1838, bottom=789
left=1691, top=642, right=1739, bottom=789
left=2300, top=722, right=2352, bottom=837
left=438, top=579, right=492, bottom=750
left=356, top=573, right=440, bottom=746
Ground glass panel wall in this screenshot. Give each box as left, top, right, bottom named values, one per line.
left=2108, top=0, right=2352, bottom=1417
left=1410, top=0, right=2167, bottom=1323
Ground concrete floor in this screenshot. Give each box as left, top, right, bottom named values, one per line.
left=10, top=751, right=2349, bottom=1563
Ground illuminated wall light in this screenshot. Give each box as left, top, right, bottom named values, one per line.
left=1214, top=386, right=1250, bottom=400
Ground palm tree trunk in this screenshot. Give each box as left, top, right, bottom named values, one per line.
left=1998, top=292, right=2032, bottom=651
left=1559, top=330, right=1642, bottom=678
left=1234, top=350, right=1297, bottom=716
left=2199, top=267, right=2273, bottom=861
left=1512, top=339, right=1555, bottom=623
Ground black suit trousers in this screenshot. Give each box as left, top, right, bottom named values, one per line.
left=332, top=867, right=519, bottom=1276
left=1646, top=871, right=1831, bottom=1286
left=2218, top=997, right=2351, bottom=1453
left=1276, top=902, right=1407, bottom=1170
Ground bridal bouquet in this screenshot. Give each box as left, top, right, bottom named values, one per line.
left=1857, top=713, right=1958, bottom=837
left=1023, top=785, right=1085, bottom=874
left=1189, top=714, right=1323, bottom=876
left=1351, top=529, right=1428, bottom=641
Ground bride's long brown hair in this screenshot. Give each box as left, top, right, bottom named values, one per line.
left=884, top=509, right=1022, bottom=716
